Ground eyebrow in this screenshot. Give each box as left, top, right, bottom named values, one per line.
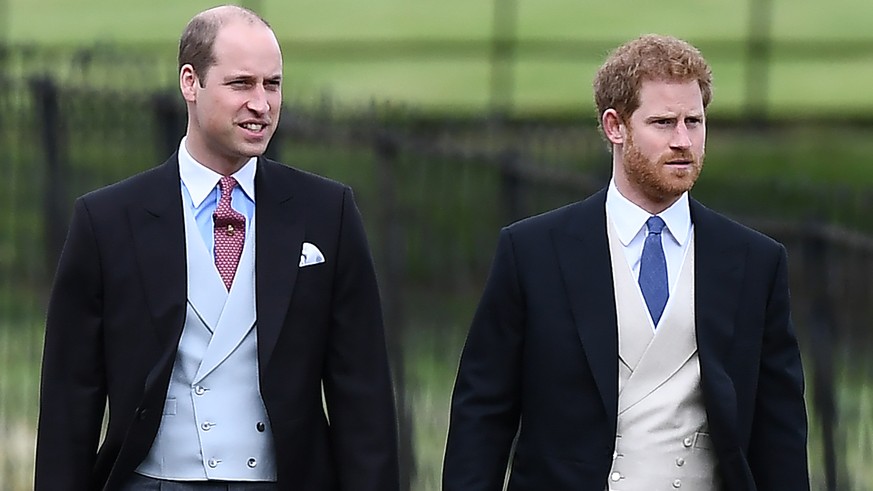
left=645, top=113, right=704, bottom=121
left=223, top=73, right=283, bottom=82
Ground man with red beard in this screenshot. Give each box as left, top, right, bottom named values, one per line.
left=443, top=34, right=808, bottom=490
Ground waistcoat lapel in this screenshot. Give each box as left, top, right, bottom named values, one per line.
left=184, top=204, right=229, bottom=332
left=617, top=232, right=698, bottom=414
left=194, top=216, right=257, bottom=383
left=180, top=197, right=257, bottom=383
left=607, top=218, right=654, bottom=373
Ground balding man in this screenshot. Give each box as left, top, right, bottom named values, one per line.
left=35, top=6, right=399, bottom=490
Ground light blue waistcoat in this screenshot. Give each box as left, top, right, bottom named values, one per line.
left=137, top=200, right=276, bottom=481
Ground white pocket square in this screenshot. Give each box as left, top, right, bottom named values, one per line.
left=299, top=242, right=325, bottom=267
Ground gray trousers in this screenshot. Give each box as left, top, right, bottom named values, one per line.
left=121, top=473, right=278, bottom=490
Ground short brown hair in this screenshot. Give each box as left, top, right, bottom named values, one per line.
left=178, top=5, right=272, bottom=86
left=593, top=34, right=713, bottom=129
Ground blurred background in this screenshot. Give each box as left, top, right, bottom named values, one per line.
left=2, top=0, right=873, bottom=489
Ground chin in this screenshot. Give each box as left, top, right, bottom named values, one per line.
left=240, top=144, right=268, bottom=158
left=666, top=182, right=696, bottom=196
left=666, top=170, right=700, bottom=189
left=651, top=177, right=695, bottom=198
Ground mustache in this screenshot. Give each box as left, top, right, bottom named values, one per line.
left=660, top=150, right=697, bottom=163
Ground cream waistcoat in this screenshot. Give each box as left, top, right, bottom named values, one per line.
left=605, top=215, right=720, bottom=491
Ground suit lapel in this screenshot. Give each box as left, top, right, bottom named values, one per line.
left=552, top=189, right=619, bottom=429
left=691, top=200, right=747, bottom=426
left=254, top=159, right=305, bottom=370
left=129, top=157, right=187, bottom=356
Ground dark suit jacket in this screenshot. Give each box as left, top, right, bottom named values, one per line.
left=443, top=188, right=808, bottom=491
left=36, top=155, right=400, bottom=491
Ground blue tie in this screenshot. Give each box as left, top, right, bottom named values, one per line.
left=639, top=216, right=668, bottom=326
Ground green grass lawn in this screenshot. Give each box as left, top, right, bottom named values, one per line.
left=7, top=0, right=873, bottom=117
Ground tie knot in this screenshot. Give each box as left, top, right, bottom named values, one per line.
left=219, top=176, right=238, bottom=196
left=646, top=216, right=666, bottom=235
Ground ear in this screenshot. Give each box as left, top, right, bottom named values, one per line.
left=179, top=64, right=199, bottom=103
left=601, top=109, right=626, bottom=145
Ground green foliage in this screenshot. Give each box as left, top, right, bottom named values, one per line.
left=7, top=0, right=873, bottom=116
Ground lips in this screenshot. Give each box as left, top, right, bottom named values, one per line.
left=663, top=151, right=695, bottom=166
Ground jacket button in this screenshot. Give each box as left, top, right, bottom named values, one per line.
left=201, top=422, right=215, bottom=431
left=207, top=458, right=220, bottom=468
left=256, top=422, right=265, bottom=432
left=673, top=479, right=682, bottom=488
left=683, top=437, right=693, bottom=447
left=193, top=385, right=207, bottom=396
left=676, top=457, right=685, bottom=467
left=610, top=472, right=622, bottom=482
left=247, top=458, right=257, bottom=468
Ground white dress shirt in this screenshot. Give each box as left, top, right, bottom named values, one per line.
left=605, top=179, right=694, bottom=304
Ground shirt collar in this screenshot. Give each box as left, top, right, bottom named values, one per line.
left=606, top=179, right=691, bottom=247
left=178, top=136, right=257, bottom=208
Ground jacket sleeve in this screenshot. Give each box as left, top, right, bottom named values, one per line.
left=321, top=187, right=400, bottom=491
left=443, top=229, right=524, bottom=491
left=747, top=245, right=810, bottom=489
left=35, top=198, right=107, bottom=490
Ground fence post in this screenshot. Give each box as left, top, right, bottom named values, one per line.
left=152, top=92, right=186, bottom=159
left=489, top=0, right=518, bottom=119
left=373, top=130, right=414, bottom=491
left=30, top=76, right=68, bottom=275
left=0, top=0, right=8, bottom=48
left=499, top=149, right=523, bottom=224
left=804, top=227, right=843, bottom=491
left=745, top=0, right=774, bottom=123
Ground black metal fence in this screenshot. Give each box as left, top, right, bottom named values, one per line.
left=3, top=74, right=873, bottom=491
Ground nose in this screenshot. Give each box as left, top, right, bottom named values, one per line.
left=247, top=85, right=270, bottom=114
left=670, top=122, right=692, bottom=150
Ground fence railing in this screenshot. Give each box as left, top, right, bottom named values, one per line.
left=2, top=73, right=873, bottom=489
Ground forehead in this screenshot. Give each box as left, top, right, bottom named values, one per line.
left=635, top=79, right=704, bottom=115
left=211, top=20, right=282, bottom=74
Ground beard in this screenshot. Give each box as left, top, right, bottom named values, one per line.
left=622, top=131, right=704, bottom=204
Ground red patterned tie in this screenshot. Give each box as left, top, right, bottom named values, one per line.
left=213, top=176, right=246, bottom=290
